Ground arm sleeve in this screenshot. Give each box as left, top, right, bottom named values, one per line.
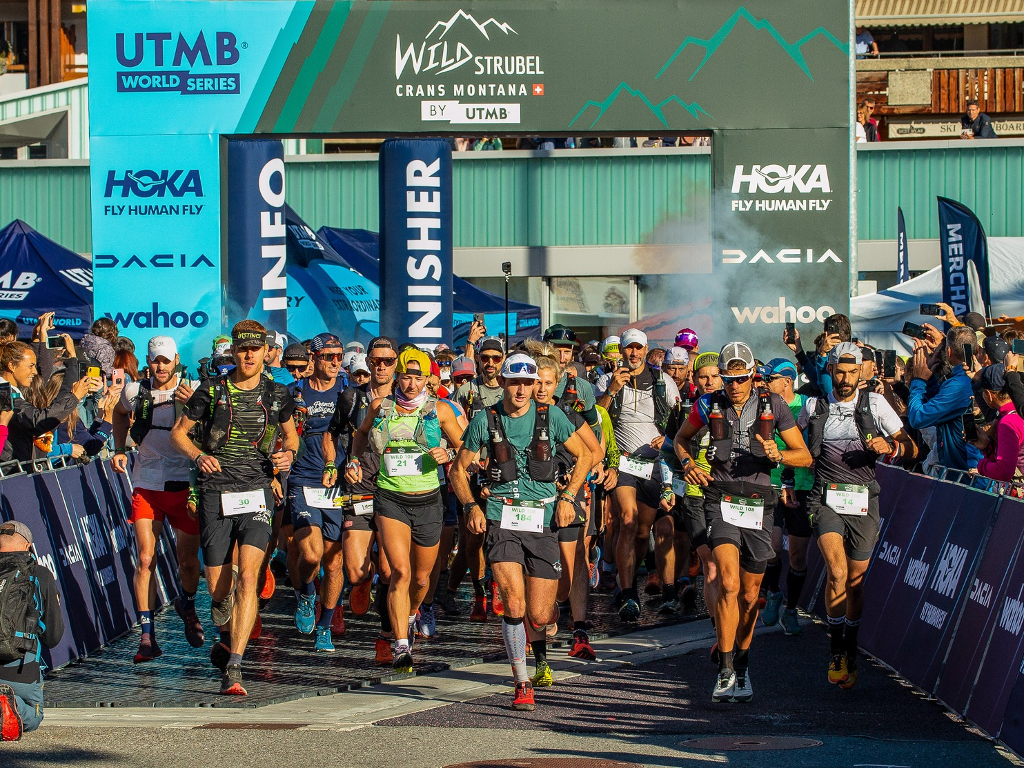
left=39, top=570, right=65, bottom=649
left=977, top=418, right=1024, bottom=482
left=907, top=377, right=969, bottom=430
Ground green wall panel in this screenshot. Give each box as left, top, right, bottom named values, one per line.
left=0, top=163, right=91, bottom=253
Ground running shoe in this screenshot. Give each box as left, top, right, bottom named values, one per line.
left=174, top=598, right=206, bottom=648
left=618, top=598, right=641, bottom=623
left=828, top=652, right=850, bottom=685
left=588, top=560, right=599, bottom=590
left=436, top=590, right=463, bottom=617
left=688, top=551, right=701, bottom=579
left=645, top=572, right=663, bottom=595
left=597, top=567, right=617, bottom=593
left=211, top=592, right=234, bottom=627
left=712, top=669, right=736, bottom=703
left=781, top=608, right=802, bottom=636
left=679, top=584, right=698, bottom=612
left=532, top=660, right=554, bottom=687
left=756, top=589, right=767, bottom=611
left=348, top=564, right=375, bottom=616
left=490, top=580, right=505, bottom=616
left=375, top=637, right=394, bottom=666
left=220, top=664, right=247, bottom=696
left=546, top=621, right=558, bottom=640
left=761, top=590, right=784, bottom=627
left=249, top=613, right=262, bottom=640
left=416, top=603, right=437, bottom=639
left=133, top=633, right=162, bottom=664
left=0, top=684, right=23, bottom=742
left=568, top=630, right=597, bottom=661
left=657, top=596, right=677, bottom=616
left=840, top=654, right=858, bottom=690
left=470, top=595, right=488, bottom=622
left=294, top=593, right=316, bottom=635
left=512, top=681, right=536, bottom=711
left=210, top=641, right=230, bottom=672
left=314, top=625, right=335, bottom=653
left=393, top=647, right=414, bottom=674
left=259, top=566, right=276, bottom=600
left=732, top=669, right=753, bottom=702
left=331, top=606, right=346, bottom=636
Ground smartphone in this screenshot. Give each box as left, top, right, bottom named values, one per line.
left=784, top=322, right=795, bottom=343
left=852, top=337, right=860, bottom=344
left=824, top=315, right=841, bottom=335
left=920, top=303, right=943, bottom=316
left=902, top=322, right=927, bottom=340
left=0, top=382, right=11, bottom=413
left=46, top=336, right=63, bottom=350
left=963, top=343, right=974, bottom=370
left=617, top=359, right=629, bottom=369
left=873, top=349, right=884, bottom=368
left=473, top=313, right=485, bottom=326
left=1012, top=339, right=1024, bottom=355
left=86, top=366, right=101, bottom=379
left=112, top=368, right=125, bottom=388
left=883, top=350, right=897, bottom=378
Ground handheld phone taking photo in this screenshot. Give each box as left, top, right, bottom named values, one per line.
left=46, top=336, right=63, bottom=350
left=86, top=366, right=101, bottom=379
left=473, top=313, right=485, bottom=326
left=0, top=382, right=11, bottom=412
left=920, top=303, right=943, bottom=316
left=963, top=343, right=975, bottom=370
left=784, top=322, right=796, bottom=343
left=112, top=368, right=125, bottom=388
left=883, top=350, right=897, bottom=378
left=902, top=322, right=928, bottom=341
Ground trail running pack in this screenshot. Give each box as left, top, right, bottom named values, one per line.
left=0, top=554, right=41, bottom=663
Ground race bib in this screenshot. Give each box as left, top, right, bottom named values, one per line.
left=221, top=489, right=267, bottom=518
left=620, top=454, right=654, bottom=480
left=500, top=499, right=545, bottom=533
left=303, top=487, right=344, bottom=509
left=353, top=500, right=373, bottom=516
left=826, top=483, right=869, bottom=516
left=720, top=494, right=765, bottom=530
left=383, top=447, right=423, bottom=477
left=672, top=472, right=687, bottom=497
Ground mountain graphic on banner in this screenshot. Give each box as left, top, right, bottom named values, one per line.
left=568, top=81, right=710, bottom=129
left=655, top=6, right=847, bottom=82
left=426, top=10, right=518, bottom=40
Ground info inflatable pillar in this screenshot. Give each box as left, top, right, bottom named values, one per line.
left=378, top=139, right=453, bottom=348
left=225, top=139, right=288, bottom=334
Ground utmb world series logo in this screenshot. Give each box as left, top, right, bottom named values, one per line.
left=114, top=30, right=243, bottom=94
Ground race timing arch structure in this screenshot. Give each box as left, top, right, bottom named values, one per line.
left=87, top=0, right=853, bottom=364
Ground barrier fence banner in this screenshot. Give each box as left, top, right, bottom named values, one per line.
left=936, top=495, right=1024, bottom=719
left=0, top=471, right=80, bottom=668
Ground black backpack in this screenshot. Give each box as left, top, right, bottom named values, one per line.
left=0, top=554, right=40, bottom=663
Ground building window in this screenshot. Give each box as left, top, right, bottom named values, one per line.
left=549, top=276, right=631, bottom=344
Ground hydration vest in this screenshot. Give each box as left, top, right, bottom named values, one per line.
left=706, top=390, right=774, bottom=470
left=608, top=366, right=670, bottom=431
left=367, top=397, right=443, bottom=455
left=556, top=371, right=585, bottom=414
left=201, top=376, right=288, bottom=456
left=804, top=389, right=883, bottom=463
left=129, top=378, right=183, bottom=446
left=486, top=404, right=556, bottom=485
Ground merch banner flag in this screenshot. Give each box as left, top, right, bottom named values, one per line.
left=937, top=196, right=991, bottom=317
left=897, top=206, right=910, bottom=284
left=378, top=139, right=453, bottom=348
left=226, top=139, right=288, bottom=333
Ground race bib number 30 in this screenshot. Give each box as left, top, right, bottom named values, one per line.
left=720, top=494, right=765, bottom=530
left=620, top=454, right=654, bottom=480
left=500, top=500, right=545, bottom=533
left=221, top=489, right=267, bottom=517
left=383, top=447, right=423, bottom=477
left=826, top=483, right=869, bottom=516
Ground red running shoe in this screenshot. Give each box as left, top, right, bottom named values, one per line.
left=259, top=566, right=276, bottom=600
left=512, top=681, right=535, bottom=711
left=568, top=630, right=597, bottom=661
left=220, top=664, right=247, bottom=696
left=375, top=636, right=394, bottom=666
left=0, top=684, right=23, bottom=741
left=133, top=634, right=162, bottom=664
left=490, top=581, right=504, bottom=616
left=249, top=614, right=262, bottom=640
left=349, top=563, right=375, bottom=616
left=470, top=595, right=488, bottom=621
left=331, top=605, right=346, bottom=635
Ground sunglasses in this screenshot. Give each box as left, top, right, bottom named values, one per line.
left=369, top=356, right=397, bottom=367
left=504, top=361, right=538, bottom=376
left=317, top=353, right=343, bottom=362
left=453, top=375, right=474, bottom=384
left=545, top=328, right=578, bottom=344
left=721, top=373, right=753, bottom=384
left=480, top=354, right=503, bottom=363
left=285, top=364, right=307, bottom=372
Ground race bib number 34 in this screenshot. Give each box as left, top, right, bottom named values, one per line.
left=221, top=489, right=266, bottom=517
left=720, top=494, right=765, bottom=530
left=826, top=483, right=869, bottom=516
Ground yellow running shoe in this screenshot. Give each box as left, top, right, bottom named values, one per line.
left=828, top=653, right=849, bottom=685
left=531, top=660, right=554, bottom=687
left=840, top=655, right=858, bottom=690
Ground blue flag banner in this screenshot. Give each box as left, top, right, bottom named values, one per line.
left=937, top=196, right=991, bottom=317
left=896, top=206, right=909, bottom=284
left=378, top=139, right=454, bottom=348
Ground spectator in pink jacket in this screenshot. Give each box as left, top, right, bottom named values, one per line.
left=977, top=364, right=1024, bottom=482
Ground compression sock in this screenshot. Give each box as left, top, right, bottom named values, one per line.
left=317, top=607, right=334, bottom=629
left=472, top=578, right=486, bottom=598
left=502, top=617, right=529, bottom=683
left=533, top=639, right=548, bottom=665
left=827, top=615, right=845, bottom=654
left=228, top=652, right=242, bottom=668
left=763, top=560, right=782, bottom=593
left=844, top=618, right=861, bottom=657
left=719, top=649, right=735, bottom=673
left=181, top=590, right=197, bottom=613
left=786, top=568, right=807, bottom=609
left=139, top=610, right=153, bottom=636
left=734, top=648, right=749, bottom=674
left=302, top=580, right=316, bottom=596
left=375, top=582, right=393, bottom=634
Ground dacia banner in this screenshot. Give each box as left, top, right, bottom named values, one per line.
left=378, top=139, right=453, bottom=347
left=88, top=0, right=849, bottom=362
left=226, top=139, right=288, bottom=333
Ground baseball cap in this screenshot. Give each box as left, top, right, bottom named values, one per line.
left=718, top=342, right=755, bottom=372
left=342, top=350, right=358, bottom=370
left=582, top=351, right=601, bottom=365
left=282, top=343, right=310, bottom=363
left=434, top=343, right=451, bottom=354
left=675, top=328, right=699, bottom=350
left=984, top=335, right=1010, bottom=364
left=828, top=341, right=863, bottom=365
left=348, top=353, right=370, bottom=375
left=766, top=357, right=799, bottom=379
left=980, top=363, right=1007, bottom=392
left=0, top=520, right=33, bottom=545
left=212, top=334, right=231, bottom=351
left=310, top=333, right=343, bottom=353
left=500, top=353, right=540, bottom=380
left=148, top=335, right=177, bottom=362
left=692, top=352, right=720, bottom=372
left=601, top=336, right=621, bottom=356
left=621, top=328, right=648, bottom=348
left=345, top=340, right=365, bottom=354
left=543, top=324, right=579, bottom=347
left=451, top=355, right=476, bottom=377
left=479, top=336, right=505, bottom=355
left=397, top=347, right=431, bottom=375
left=961, top=312, right=987, bottom=331
left=368, top=336, right=398, bottom=355
left=266, top=331, right=286, bottom=349
left=664, top=347, right=690, bottom=367
left=232, top=328, right=268, bottom=349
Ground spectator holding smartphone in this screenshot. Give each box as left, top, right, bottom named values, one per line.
left=974, top=364, right=1024, bottom=482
